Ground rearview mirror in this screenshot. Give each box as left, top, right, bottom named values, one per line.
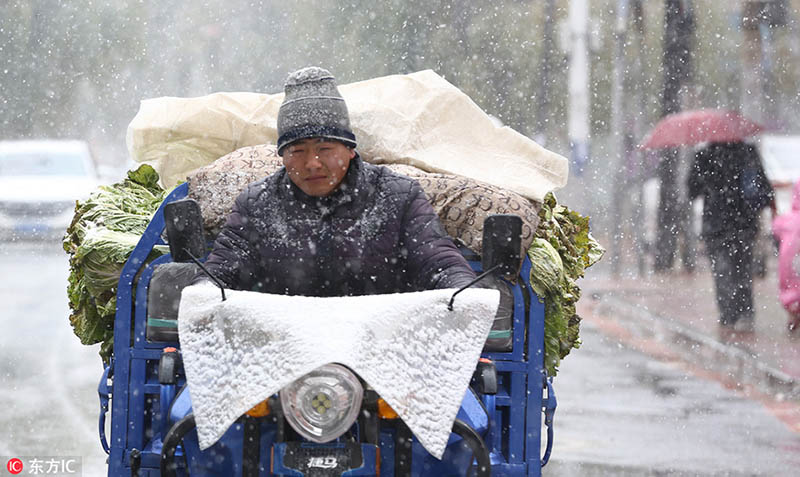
left=163, top=199, right=205, bottom=263
left=481, top=214, right=523, bottom=275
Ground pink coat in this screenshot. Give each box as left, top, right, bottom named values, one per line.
left=773, top=180, right=800, bottom=313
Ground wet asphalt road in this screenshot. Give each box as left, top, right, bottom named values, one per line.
left=547, top=320, right=800, bottom=476
left=0, top=241, right=107, bottom=475
left=2, top=240, right=800, bottom=476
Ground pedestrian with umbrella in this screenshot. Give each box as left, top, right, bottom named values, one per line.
left=641, top=109, right=774, bottom=332
left=687, top=141, right=775, bottom=331
left=639, top=109, right=766, bottom=150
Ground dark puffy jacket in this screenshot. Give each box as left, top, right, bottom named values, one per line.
left=688, top=142, right=774, bottom=239
left=198, top=155, right=476, bottom=296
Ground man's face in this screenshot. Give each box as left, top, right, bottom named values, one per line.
left=282, top=138, right=356, bottom=197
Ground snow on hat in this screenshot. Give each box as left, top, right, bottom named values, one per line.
left=277, top=66, right=357, bottom=156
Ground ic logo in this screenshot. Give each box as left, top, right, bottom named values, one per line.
left=308, top=456, right=338, bottom=469
left=6, top=458, right=23, bottom=474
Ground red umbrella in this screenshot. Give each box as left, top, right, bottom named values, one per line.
left=639, top=109, right=766, bottom=150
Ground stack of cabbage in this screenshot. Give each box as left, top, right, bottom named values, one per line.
left=62, top=165, right=169, bottom=362
left=529, top=193, right=604, bottom=376
left=62, top=167, right=601, bottom=373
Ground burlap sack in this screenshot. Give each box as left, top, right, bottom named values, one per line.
left=388, top=164, right=540, bottom=254
left=187, top=145, right=283, bottom=235
left=188, top=144, right=540, bottom=254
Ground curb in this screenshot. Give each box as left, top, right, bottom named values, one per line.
left=591, top=292, right=800, bottom=402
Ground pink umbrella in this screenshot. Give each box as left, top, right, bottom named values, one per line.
left=639, top=109, right=766, bottom=150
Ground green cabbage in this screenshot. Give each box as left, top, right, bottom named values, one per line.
left=530, top=192, right=604, bottom=377
left=62, top=165, right=601, bottom=374
left=63, top=165, right=169, bottom=363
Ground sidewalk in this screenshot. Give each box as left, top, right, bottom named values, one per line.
left=577, top=257, right=800, bottom=405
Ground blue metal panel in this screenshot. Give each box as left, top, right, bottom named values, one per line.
left=158, top=382, right=177, bottom=437
left=108, top=183, right=188, bottom=476
left=451, top=390, right=488, bottom=441
left=522, top=257, right=545, bottom=477
left=131, top=348, right=170, bottom=360
left=128, top=255, right=174, bottom=453
left=180, top=422, right=245, bottom=476
left=508, top=370, right=525, bottom=463
left=492, top=360, right=530, bottom=373
left=481, top=393, right=500, bottom=457
left=378, top=426, right=395, bottom=476
left=128, top=356, right=147, bottom=451
left=488, top=463, right=528, bottom=475
left=471, top=254, right=547, bottom=476
left=494, top=395, right=512, bottom=408
left=168, top=386, right=192, bottom=424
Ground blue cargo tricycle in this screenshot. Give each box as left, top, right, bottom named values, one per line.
left=97, top=182, right=557, bottom=476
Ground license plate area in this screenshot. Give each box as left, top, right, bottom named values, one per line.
left=272, top=441, right=377, bottom=476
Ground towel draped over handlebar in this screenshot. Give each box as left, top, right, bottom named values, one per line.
left=178, top=285, right=500, bottom=459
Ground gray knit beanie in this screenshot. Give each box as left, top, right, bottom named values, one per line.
left=277, top=67, right=357, bottom=156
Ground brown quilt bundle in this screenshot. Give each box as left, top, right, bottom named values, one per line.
left=187, top=144, right=541, bottom=255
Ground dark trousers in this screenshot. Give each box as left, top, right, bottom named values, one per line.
left=706, top=232, right=756, bottom=325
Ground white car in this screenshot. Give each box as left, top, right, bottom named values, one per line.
left=0, top=139, right=99, bottom=240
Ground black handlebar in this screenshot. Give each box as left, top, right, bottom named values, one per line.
left=160, top=413, right=196, bottom=477
left=451, top=418, right=492, bottom=477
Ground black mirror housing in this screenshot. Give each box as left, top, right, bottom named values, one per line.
left=481, top=214, right=523, bottom=275
left=163, top=199, right=206, bottom=263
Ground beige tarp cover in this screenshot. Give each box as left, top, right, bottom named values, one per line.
left=127, top=69, right=568, bottom=201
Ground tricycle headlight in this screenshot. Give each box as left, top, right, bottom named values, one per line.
left=280, top=363, right=363, bottom=443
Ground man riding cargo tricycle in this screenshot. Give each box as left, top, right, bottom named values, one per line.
left=79, top=68, right=598, bottom=476
left=99, top=184, right=556, bottom=476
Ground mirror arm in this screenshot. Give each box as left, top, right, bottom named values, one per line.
left=186, top=252, right=227, bottom=302
left=447, top=264, right=502, bottom=311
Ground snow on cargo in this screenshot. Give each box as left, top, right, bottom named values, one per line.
left=65, top=70, right=602, bottom=377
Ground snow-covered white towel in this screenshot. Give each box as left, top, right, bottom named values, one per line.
left=177, top=285, right=499, bottom=459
